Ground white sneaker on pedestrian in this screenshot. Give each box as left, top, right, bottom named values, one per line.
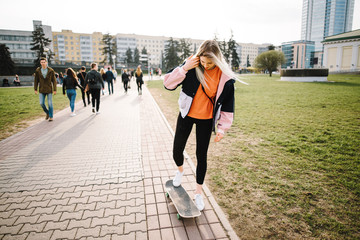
left=70, top=112, right=76, bottom=117
left=172, top=170, right=184, bottom=187
left=96, top=111, right=101, bottom=115
left=195, top=194, right=205, bottom=211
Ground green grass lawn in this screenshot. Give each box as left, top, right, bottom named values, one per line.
left=147, top=74, right=360, bottom=239
left=0, top=86, right=81, bottom=140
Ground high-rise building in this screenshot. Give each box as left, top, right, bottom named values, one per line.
left=281, top=40, right=315, bottom=69
left=301, top=0, right=355, bottom=51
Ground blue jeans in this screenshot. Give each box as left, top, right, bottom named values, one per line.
left=39, top=93, right=53, bottom=118
left=108, top=80, right=114, bottom=94
left=66, top=89, right=77, bottom=112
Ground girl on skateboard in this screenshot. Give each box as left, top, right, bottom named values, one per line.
left=164, top=40, right=237, bottom=211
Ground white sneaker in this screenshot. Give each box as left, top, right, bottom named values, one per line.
left=70, top=112, right=76, bottom=117
left=172, top=170, right=184, bottom=187
left=96, top=111, right=101, bottom=115
left=195, top=194, right=205, bottom=211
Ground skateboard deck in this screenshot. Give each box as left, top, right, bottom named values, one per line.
left=165, top=179, right=201, bottom=219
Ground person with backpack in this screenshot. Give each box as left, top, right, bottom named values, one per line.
left=135, top=65, right=144, bottom=95
left=85, top=63, right=104, bottom=114
left=62, top=68, right=83, bottom=116
left=77, top=66, right=90, bottom=107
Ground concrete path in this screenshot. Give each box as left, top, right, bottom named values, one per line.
left=0, top=78, right=238, bottom=240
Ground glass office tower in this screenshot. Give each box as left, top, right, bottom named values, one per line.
left=301, top=0, right=354, bottom=51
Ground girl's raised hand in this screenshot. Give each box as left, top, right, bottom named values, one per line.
left=183, top=55, right=199, bottom=71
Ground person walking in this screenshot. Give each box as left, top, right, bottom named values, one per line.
left=63, top=68, right=83, bottom=116
left=135, top=65, right=143, bottom=95
left=105, top=67, right=116, bottom=95
left=34, top=57, right=57, bottom=121
left=85, top=63, right=104, bottom=114
left=121, top=69, right=130, bottom=93
left=77, top=66, right=90, bottom=107
left=100, top=68, right=106, bottom=95
left=163, top=40, right=237, bottom=211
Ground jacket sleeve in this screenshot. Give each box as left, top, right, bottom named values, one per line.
left=34, top=70, right=39, bottom=91
left=51, top=71, right=57, bottom=92
left=62, top=79, right=66, bottom=95
left=163, top=66, right=187, bottom=90
left=217, top=81, right=235, bottom=134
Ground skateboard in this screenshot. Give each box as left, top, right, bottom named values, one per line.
left=165, top=179, right=201, bottom=219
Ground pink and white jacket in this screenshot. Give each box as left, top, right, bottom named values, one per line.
left=164, top=65, right=235, bottom=134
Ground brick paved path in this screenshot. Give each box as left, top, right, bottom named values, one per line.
left=0, top=79, right=238, bottom=240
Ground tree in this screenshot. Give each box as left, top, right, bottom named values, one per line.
left=268, top=45, right=275, bottom=51
left=163, top=37, right=180, bottom=70
left=179, top=38, right=191, bottom=61
left=133, top=48, right=140, bottom=64
left=31, top=26, right=52, bottom=68
left=246, top=55, right=251, bottom=67
left=254, top=50, right=285, bottom=77
left=0, top=44, right=15, bottom=75
left=141, top=47, right=147, bottom=55
left=227, top=32, right=240, bottom=70
left=125, top=47, right=133, bottom=64
left=101, top=33, right=117, bottom=65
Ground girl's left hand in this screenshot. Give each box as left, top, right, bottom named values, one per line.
left=214, top=132, right=224, bottom=142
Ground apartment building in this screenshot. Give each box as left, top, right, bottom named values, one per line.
left=0, top=20, right=52, bottom=64
left=237, top=43, right=271, bottom=67
left=52, top=30, right=104, bottom=65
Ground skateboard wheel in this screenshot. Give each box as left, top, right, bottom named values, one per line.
left=177, top=213, right=181, bottom=220
left=165, top=192, right=169, bottom=198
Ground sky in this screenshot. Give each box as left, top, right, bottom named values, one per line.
left=0, top=0, right=359, bottom=45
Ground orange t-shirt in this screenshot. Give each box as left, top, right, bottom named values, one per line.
left=188, top=67, right=222, bottom=119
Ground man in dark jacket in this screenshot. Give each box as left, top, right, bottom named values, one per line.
left=105, top=67, right=116, bottom=95
left=85, top=63, right=104, bottom=114
left=34, top=57, right=57, bottom=121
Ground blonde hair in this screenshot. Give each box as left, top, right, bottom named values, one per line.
left=100, top=68, right=105, bottom=75
left=136, top=65, right=142, bottom=77
left=191, top=40, right=237, bottom=89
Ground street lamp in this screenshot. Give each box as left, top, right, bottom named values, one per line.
left=112, top=55, right=116, bottom=71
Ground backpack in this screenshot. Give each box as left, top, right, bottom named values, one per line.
left=88, top=72, right=97, bottom=84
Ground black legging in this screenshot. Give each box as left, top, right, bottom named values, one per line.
left=136, top=80, right=143, bottom=92
left=90, top=88, right=101, bottom=111
left=173, top=113, right=212, bottom=185
left=81, top=89, right=91, bottom=105
left=123, top=80, right=129, bottom=92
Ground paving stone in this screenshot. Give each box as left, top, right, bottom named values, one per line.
left=91, top=216, right=114, bottom=227
left=43, top=220, right=69, bottom=231
left=26, top=231, right=53, bottom=240
left=148, top=229, right=161, bottom=240
left=210, top=223, right=227, bottom=239
left=100, top=224, right=123, bottom=236
left=18, top=222, right=46, bottom=234
left=173, top=227, right=188, bottom=240
left=161, top=228, right=175, bottom=240
left=198, top=224, right=215, bottom=239
left=50, top=229, right=77, bottom=240
left=124, top=221, right=146, bottom=234
left=76, top=226, right=101, bottom=239
left=2, top=233, right=28, bottom=240
left=0, top=224, right=23, bottom=235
